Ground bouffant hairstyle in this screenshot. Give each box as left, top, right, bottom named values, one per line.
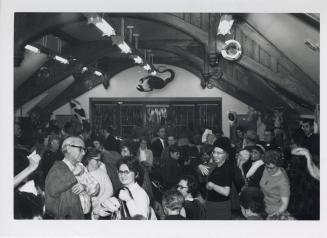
left=162, top=189, right=184, bottom=211
left=179, top=175, right=199, bottom=198
left=239, top=187, right=265, bottom=214
left=262, top=150, right=284, bottom=167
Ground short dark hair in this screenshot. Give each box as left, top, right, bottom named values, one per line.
left=262, top=150, right=284, bottom=167
left=82, top=148, right=102, bottom=166
left=239, top=187, right=265, bottom=214
left=162, top=189, right=184, bottom=211
left=179, top=175, right=199, bottom=197
left=302, top=119, right=314, bottom=126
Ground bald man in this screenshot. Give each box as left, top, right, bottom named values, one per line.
left=45, top=136, right=92, bottom=219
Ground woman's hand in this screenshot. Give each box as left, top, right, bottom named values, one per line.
left=206, top=181, right=215, bottom=190
left=119, top=188, right=133, bottom=202
left=72, top=183, right=85, bottom=194
left=198, top=164, right=210, bottom=175
left=101, top=197, right=121, bottom=212
left=291, top=147, right=310, bottom=158
left=27, top=152, right=41, bottom=171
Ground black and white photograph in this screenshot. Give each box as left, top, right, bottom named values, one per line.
left=1, top=0, right=326, bottom=237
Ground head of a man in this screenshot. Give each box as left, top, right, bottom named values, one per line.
left=61, top=136, right=86, bottom=165
left=157, top=127, right=166, bottom=139
left=301, top=119, right=314, bottom=137
left=162, top=190, right=184, bottom=216
left=263, top=129, right=274, bottom=143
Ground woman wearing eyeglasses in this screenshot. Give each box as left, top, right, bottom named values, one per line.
left=102, top=157, right=151, bottom=219
left=205, top=138, right=233, bottom=220
left=259, top=150, right=290, bottom=218
left=82, top=148, right=114, bottom=219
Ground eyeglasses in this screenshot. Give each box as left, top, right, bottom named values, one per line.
left=176, top=185, right=188, bottom=190
left=69, top=145, right=86, bottom=152
left=118, top=170, right=131, bottom=176
left=265, top=165, right=276, bottom=170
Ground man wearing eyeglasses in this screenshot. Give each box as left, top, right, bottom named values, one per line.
left=45, top=136, right=97, bottom=219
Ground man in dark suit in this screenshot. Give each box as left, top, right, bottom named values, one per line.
left=102, top=126, right=121, bottom=153
left=150, top=127, right=166, bottom=180
left=151, top=127, right=166, bottom=160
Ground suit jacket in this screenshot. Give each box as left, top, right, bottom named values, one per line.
left=150, top=138, right=166, bottom=158
left=45, top=161, right=84, bottom=219
left=104, top=135, right=120, bottom=153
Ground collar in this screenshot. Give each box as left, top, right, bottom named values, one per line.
left=62, top=158, right=76, bottom=171
left=126, top=182, right=140, bottom=191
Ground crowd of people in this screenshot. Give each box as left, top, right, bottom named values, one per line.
left=14, top=116, right=320, bottom=220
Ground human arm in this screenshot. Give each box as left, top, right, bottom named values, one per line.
left=119, top=187, right=150, bottom=218
left=14, top=152, right=41, bottom=188
left=206, top=181, right=231, bottom=197
left=46, top=162, right=77, bottom=197
left=291, top=147, right=320, bottom=181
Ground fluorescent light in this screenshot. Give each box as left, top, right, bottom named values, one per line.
left=133, top=56, right=143, bottom=64
left=217, top=15, right=234, bottom=36
left=89, top=16, right=116, bottom=37
left=143, top=64, right=151, bottom=71
left=24, top=44, right=40, bottom=53
left=94, top=70, right=103, bottom=76
left=53, top=55, right=69, bottom=64
left=118, top=41, right=131, bottom=54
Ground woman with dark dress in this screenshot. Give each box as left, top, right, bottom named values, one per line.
left=205, top=138, right=233, bottom=220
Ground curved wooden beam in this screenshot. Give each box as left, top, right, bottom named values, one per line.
left=108, top=13, right=208, bottom=48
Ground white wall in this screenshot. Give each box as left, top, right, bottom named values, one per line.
left=53, top=65, right=250, bottom=137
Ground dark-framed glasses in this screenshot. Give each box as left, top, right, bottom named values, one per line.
left=118, top=170, right=131, bottom=176
left=69, top=144, right=86, bottom=152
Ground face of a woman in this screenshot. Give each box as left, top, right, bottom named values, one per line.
left=118, top=164, right=136, bottom=186
left=251, top=149, right=262, bottom=161
left=50, top=139, right=60, bottom=152
left=212, top=147, right=227, bottom=165
left=88, top=155, right=102, bottom=170
left=121, top=147, right=131, bottom=157
left=265, top=163, right=279, bottom=175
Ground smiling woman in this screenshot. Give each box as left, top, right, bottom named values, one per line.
left=205, top=137, right=233, bottom=220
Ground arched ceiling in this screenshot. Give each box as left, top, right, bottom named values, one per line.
left=14, top=13, right=319, bottom=117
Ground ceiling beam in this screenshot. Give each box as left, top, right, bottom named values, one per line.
left=15, top=40, right=118, bottom=108
left=237, top=21, right=318, bottom=95
left=238, top=54, right=317, bottom=107
left=14, top=13, right=85, bottom=66
left=107, top=13, right=209, bottom=48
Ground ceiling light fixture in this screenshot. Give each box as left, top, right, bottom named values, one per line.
left=118, top=41, right=132, bottom=54
left=24, top=44, right=40, bottom=53
left=217, top=14, right=234, bottom=36
left=88, top=16, right=116, bottom=37
left=143, top=64, right=151, bottom=71
left=133, top=55, right=143, bottom=64
left=94, top=70, right=103, bottom=77
left=53, top=55, right=69, bottom=64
